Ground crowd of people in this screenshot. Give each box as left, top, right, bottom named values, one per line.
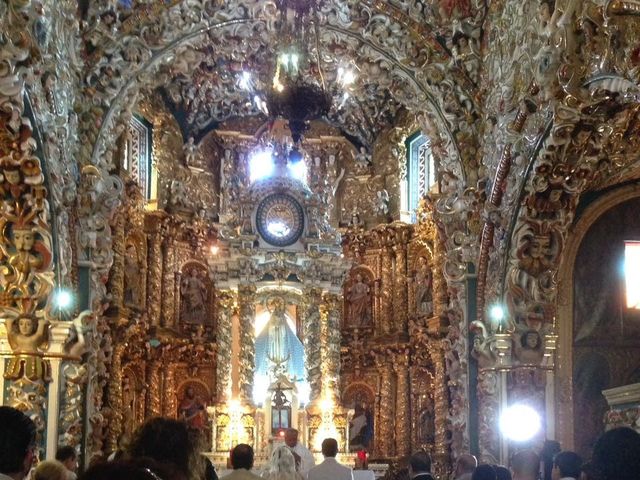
left=2, top=405, right=640, bottom=480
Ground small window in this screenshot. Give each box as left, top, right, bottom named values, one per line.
left=400, top=132, right=434, bottom=223
left=125, top=114, right=153, bottom=201
left=624, top=240, right=640, bottom=309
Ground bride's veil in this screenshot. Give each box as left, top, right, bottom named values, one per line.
left=265, top=445, right=298, bottom=480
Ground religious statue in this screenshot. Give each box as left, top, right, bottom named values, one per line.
left=183, top=137, right=199, bottom=167
left=349, top=404, right=373, bottom=451
left=374, top=189, right=389, bottom=216
left=354, top=147, right=371, bottom=171
left=179, top=385, right=208, bottom=430
left=347, top=274, right=372, bottom=327
left=7, top=225, right=49, bottom=289
left=514, top=329, right=544, bottom=364
left=414, top=257, right=433, bottom=316
left=5, top=314, right=51, bottom=381
left=180, top=269, right=208, bottom=324
left=123, top=244, right=142, bottom=307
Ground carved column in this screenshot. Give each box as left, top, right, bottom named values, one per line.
left=394, top=350, right=411, bottom=457
left=431, top=344, right=450, bottom=476
left=216, top=290, right=236, bottom=402
left=303, top=288, right=323, bottom=403
left=146, top=360, right=162, bottom=417
left=324, top=293, right=342, bottom=403
left=106, top=343, right=125, bottom=452
left=376, top=354, right=395, bottom=457
left=380, top=246, right=394, bottom=336
left=145, top=214, right=164, bottom=326
left=163, top=363, right=176, bottom=417
left=237, top=285, right=256, bottom=403
left=161, top=236, right=176, bottom=327
left=393, top=241, right=409, bottom=334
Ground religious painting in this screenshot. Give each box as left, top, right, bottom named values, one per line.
left=343, top=383, right=375, bottom=452
left=344, top=268, right=373, bottom=328
left=179, top=262, right=213, bottom=326
left=177, top=380, right=210, bottom=431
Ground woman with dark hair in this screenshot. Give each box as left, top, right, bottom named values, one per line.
left=471, top=465, right=497, bottom=480
left=128, top=418, right=205, bottom=480
left=591, top=427, right=640, bottom=480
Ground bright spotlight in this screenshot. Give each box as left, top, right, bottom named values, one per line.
left=499, top=404, right=541, bottom=442
left=209, top=245, right=219, bottom=255
left=249, top=149, right=274, bottom=182
left=490, top=304, right=505, bottom=322
left=54, top=288, right=74, bottom=311
left=239, top=71, right=253, bottom=91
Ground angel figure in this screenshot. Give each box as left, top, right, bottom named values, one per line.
left=5, top=314, right=51, bottom=381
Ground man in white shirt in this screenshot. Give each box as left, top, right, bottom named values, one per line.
left=285, top=428, right=315, bottom=477
left=308, top=438, right=353, bottom=480
left=551, top=451, right=582, bottom=480
left=0, top=406, right=37, bottom=480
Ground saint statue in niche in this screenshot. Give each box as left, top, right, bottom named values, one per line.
left=414, top=257, right=433, bottom=315
left=179, top=385, right=208, bottom=430
left=514, top=329, right=544, bottom=364
left=347, top=274, right=372, bottom=327
left=180, top=268, right=208, bottom=324
left=349, top=403, right=373, bottom=451
left=124, top=244, right=142, bottom=307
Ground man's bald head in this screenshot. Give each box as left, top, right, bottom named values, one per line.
left=512, top=450, right=540, bottom=480
left=284, top=428, right=298, bottom=448
left=455, top=454, right=478, bottom=477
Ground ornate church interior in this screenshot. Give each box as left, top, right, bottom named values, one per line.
left=2, top=0, right=640, bottom=478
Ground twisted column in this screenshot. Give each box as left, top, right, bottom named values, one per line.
left=145, top=215, right=164, bottom=325
left=216, top=290, right=236, bottom=402
left=394, top=350, right=411, bottom=457
left=303, top=288, right=323, bottom=403
left=161, top=237, right=176, bottom=327
left=109, top=214, right=126, bottom=307
left=323, top=292, right=342, bottom=402
left=380, top=246, right=394, bottom=335
left=237, top=285, right=256, bottom=403
left=146, top=360, right=162, bottom=417
left=393, top=242, right=409, bottom=333
left=376, top=354, right=395, bottom=457
left=163, top=364, right=176, bottom=417
left=431, top=344, right=450, bottom=476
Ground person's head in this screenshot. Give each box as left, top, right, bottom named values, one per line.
left=472, top=465, right=497, bottom=480
left=56, top=446, right=78, bottom=473
left=269, top=445, right=296, bottom=474
left=0, top=406, right=37, bottom=478
left=511, top=450, right=540, bottom=480
left=230, top=444, right=254, bottom=470
left=552, top=451, right=582, bottom=480
left=591, top=427, right=640, bottom=480
left=321, top=439, right=338, bottom=458
left=408, top=451, right=432, bottom=477
left=456, top=454, right=478, bottom=477
left=34, top=460, right=69, bottom=480
left=78, top=458, right=184, bottom=480
left=128, top=417, right=200, bottom=479
left=493, top=465, right=512, bottom=480
left=284, top=429, right=298, bottom=448
left=17, top=316, right=36, bottom=336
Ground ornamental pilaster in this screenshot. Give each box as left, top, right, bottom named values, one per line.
left=237, top=284, right=256, bottom=403
left=163, top=363, right=176, bottom=417
left=393, top=349, right=411, bottom=457
left=106, top=341, right=126, bottom=452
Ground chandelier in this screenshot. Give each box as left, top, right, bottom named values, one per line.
left=240, top=0, right=354, bottom=147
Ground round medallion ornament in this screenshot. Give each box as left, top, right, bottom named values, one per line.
left=256, top=193, right=305, bottom=246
